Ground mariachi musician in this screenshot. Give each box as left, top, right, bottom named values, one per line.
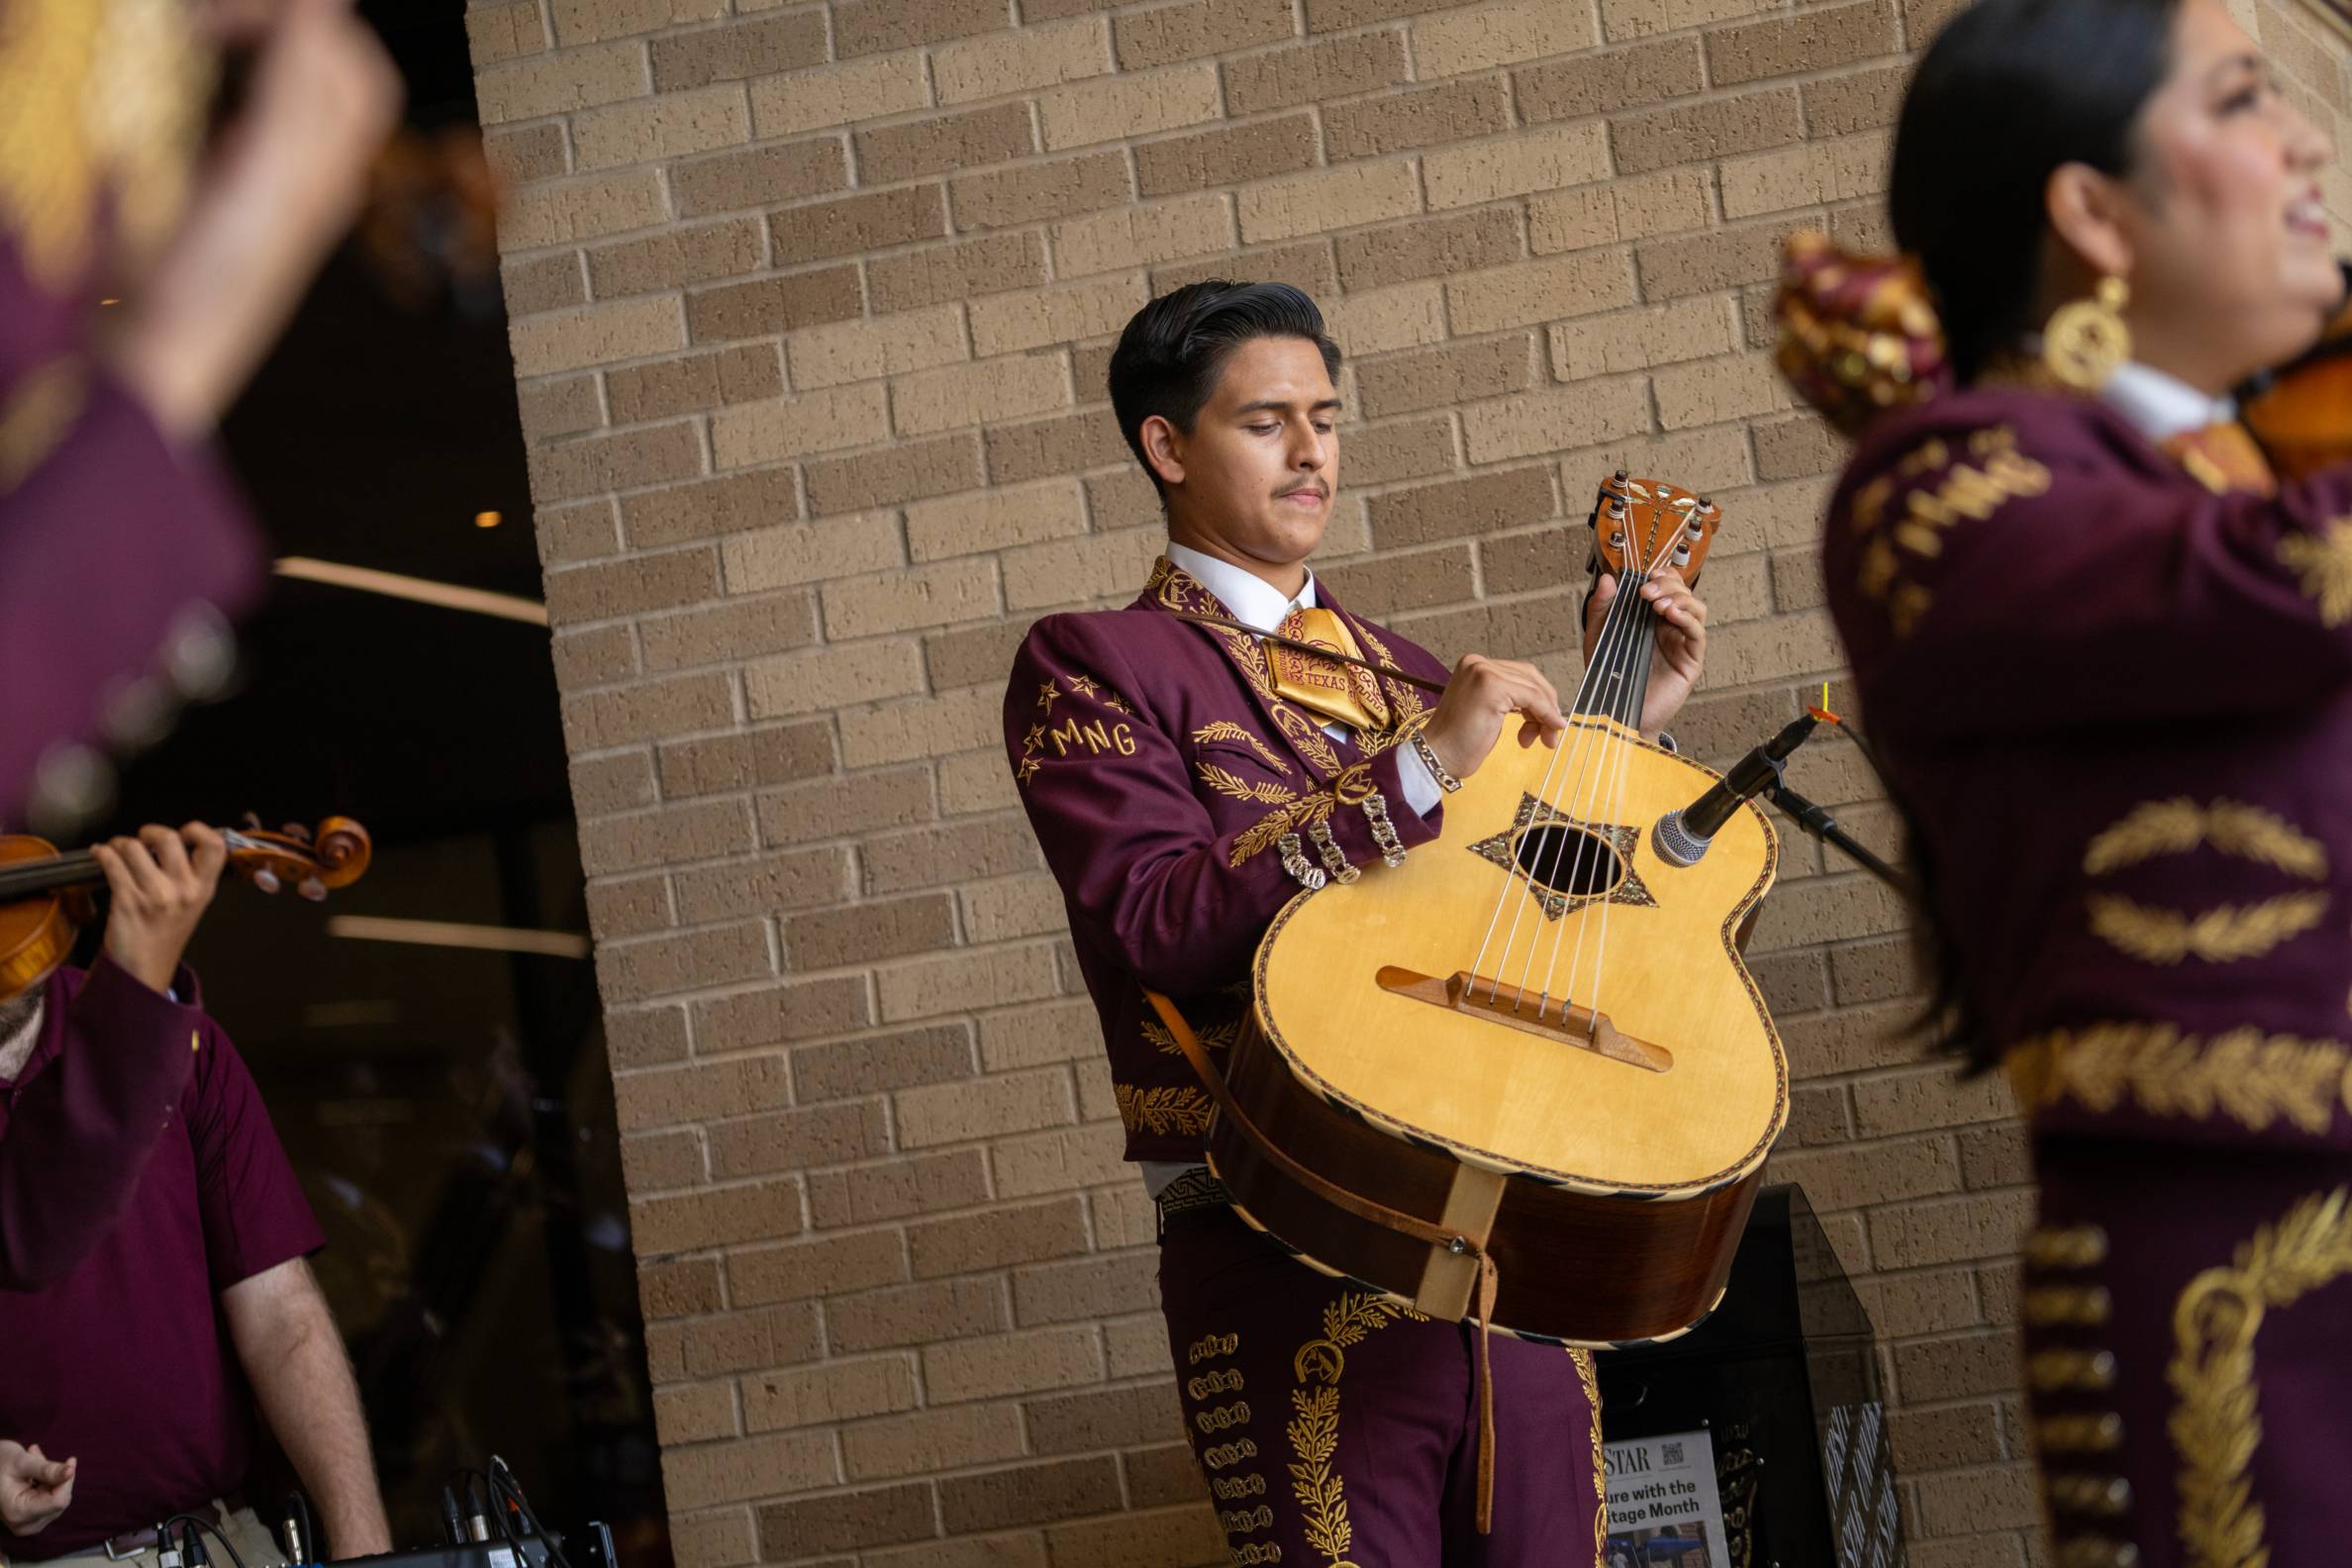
left=1004, top=281, right=1710, bottom=1563
left=1791, top=0, right=2352, bottom=1562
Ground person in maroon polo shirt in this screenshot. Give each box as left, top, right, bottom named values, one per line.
left=0, top=824, right=391, bottom=1565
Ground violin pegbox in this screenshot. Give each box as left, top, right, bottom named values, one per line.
left=225, top=815, right=374, bottom=902
left=1590, top=471, right=1720, bottom=586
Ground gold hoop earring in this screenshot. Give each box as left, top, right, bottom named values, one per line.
left=2043, top=275, right=2133, bottom=392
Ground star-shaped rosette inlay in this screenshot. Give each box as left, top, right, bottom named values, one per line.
left=1467, top=794, right=1657, bottom=921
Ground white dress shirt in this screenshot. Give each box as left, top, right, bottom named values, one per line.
left=2100, top=360, right=2237, bottom=443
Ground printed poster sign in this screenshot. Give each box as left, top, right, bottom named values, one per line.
left=1604, top=1425, right=1729, bottom=1568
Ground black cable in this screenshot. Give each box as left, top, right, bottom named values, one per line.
left=486, top=1459, right=573, bottom=1568
left=165, top=1514, right=249, bottom=1568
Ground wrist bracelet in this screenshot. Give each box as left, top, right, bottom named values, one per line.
left=1410, top=728, right=1462, bottom=793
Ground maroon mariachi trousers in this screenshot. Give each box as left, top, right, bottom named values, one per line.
left=1157, top=1200, right=1608, bottom=1566
left=2021, top=1136, right=2352, bottom=1568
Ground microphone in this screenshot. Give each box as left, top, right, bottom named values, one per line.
left=1651, top=713, right=1820, bottom=867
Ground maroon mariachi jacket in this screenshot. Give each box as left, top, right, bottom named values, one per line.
left=1005, top=556, right=1451, bottom=1163
left=1821, top=386, right=2352, bottom=1152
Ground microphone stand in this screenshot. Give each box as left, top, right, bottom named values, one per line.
left=1760, top=779, right=1911, bottom=896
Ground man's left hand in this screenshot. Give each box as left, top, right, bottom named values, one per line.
left=0, top=1440, right=75, bottom=1535
left=1583, top=566, right=1708, bottom=733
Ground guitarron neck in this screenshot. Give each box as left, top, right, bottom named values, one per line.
left=1568, top=588, right=1659, bottom=729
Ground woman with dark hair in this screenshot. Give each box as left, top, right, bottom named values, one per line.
left=1791, top=0, right=2348, bottom=1563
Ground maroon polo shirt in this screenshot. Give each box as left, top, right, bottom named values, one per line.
left=0, top=961, right=323, bottom=1561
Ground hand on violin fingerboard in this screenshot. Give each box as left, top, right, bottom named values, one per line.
left=92, top=824, right=228, bottom=995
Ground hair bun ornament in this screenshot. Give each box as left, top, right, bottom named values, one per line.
left=1773, top=231, right=1951, bottom=438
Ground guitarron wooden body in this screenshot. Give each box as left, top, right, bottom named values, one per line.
left=1203, top=477, right=1788, bottom=1347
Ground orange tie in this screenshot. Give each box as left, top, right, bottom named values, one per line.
left=1267, top=607, right=1391, bottom=734
left=2162, top=421, right=2278, bottom=498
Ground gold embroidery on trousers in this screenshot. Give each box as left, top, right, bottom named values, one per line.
left=1202, top=1439, right=1258, bottom=1470
left=1232, top=1545, right=1282, bottom=1564
left=1143, top=1015, right=1238, bottom=1056
left=2278, top=518, right=2352, bottom=627
left=1190, top=1332, right=1240, bottom=1364
left=1287, top=1292, right=1418, bottom=1566
left=2005, top=1023, right=2349, bottom=1135
left=1189, top=1368, right=1245, bottom=1399
left=2169, top=1185, right=2352, bottom=1568
left=1221, top=1506, right=1276, bottom=1534
left=1574, top=1347, right=1608, bottom=1564
left=1116, top=1083, right=1214, bottom=1137
left=1197, top=1401, right=1252, bottom=1433
left=1213, top=1474, right=1268, bottom=1500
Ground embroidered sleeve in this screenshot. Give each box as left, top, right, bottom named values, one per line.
left=1826, top=418, right=2352, bottom=739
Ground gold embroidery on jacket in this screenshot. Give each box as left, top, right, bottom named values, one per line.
left=2169, top=1186, right=2352, bottom=1568
left=2006, top=1023, right=2348, bottom=1135
left=1193, top=720, right=1293, bottom=775
left=1849, top=429, right=2050, bottom=637
left=1198, top=761, right=1297, bottom=807
left=2278, top=518, right=2352, bottom=627
left=2082, top=799, right=2330, bottom=965
left=1574, top=1348, right=1608, bottom=1563
left=1287, top=1292, right=1419, bottom=1566
left=1115, top=1082, right=1213, bottom=1137
left=1036, top=680, right=1061, bottom=712
left=2085, top=800, right=2328, bottom=880
left=0, top=355, right=87, bottom=493
left=2086, top=893, right=2331, bottom=965
left=1231, top=793, right=1337, bottom=869
left=1149, top=557, right=1345, bottom=781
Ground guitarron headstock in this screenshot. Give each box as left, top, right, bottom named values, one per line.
left=1590, top=472, right=1720, bottom=584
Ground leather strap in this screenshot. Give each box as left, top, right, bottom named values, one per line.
left=1142, top=990, right=1503, bottom=1533
left=1163, top=612, right=1448, bottom=695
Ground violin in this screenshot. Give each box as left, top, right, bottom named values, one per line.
left=2239, top=261, right=2352, bottom=483
left=0, top=817, right=372, bottom=1001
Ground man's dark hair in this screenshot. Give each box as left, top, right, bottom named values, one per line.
left=1107, top=281, right=1342, bottom=501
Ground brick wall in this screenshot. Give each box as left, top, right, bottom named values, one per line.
left=466, top=1, right=2352, bottom=1564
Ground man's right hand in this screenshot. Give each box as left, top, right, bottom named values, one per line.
left=93, top=824, right=229, bottom=995
left=1418, top=654, right=1567, bottom=783
left=0, top=1441, right=75, bottom=1535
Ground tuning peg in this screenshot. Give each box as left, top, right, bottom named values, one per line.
left=282, top=822, right=311, bottom=843
left=297, top=878, right=328, bottom=902
left=251, top=868, right=282, bottom=895
left=241, top=812, right=263, bottom=832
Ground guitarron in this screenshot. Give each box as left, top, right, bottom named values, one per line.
left=1156, top=473, right=1787, bottom=1348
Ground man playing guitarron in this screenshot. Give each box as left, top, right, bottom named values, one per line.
left=1005, top=281, right=1709, bottom=1565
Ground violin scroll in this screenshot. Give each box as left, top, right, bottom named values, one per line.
left=227, top=816, right=373, bottom=902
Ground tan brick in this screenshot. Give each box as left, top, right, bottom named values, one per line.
left=723, top=511, right=901, bottom=592
left=671, top=844, right=850, bottom=922
left=518, top=375, right=604, bottom=441
left=1048, top=194, right=1230, bottom=280
left=530, top=422, right=704, bottom=502
left=658, top=723, right=833, bottom=801
left=784, top=305, right=961, bottom=394
left=1710, top=0, right=1895, bottom=87
left=892, top=355, right=1070, bottom=439
left=611, top=345, right=780, bottom=427
left=621, top=1128, right=704, bottom=1191
left=1614, top=85, right=1804, bottom=177
left=614, top=1055, right=793, bottom=1133
left=586, top=217, right=764, bottom=298
left=983, top=412, right=1126, bottom=487
left=1414, top=0, right=1598, bottom=77
left=467, top=2, right=548, bottom=63
left=1868, top=1188, right=2034, bottom=1271
left=709, top=1100, right=893, bottom=1179
left=1324, top=75, right=1510, bottom=160
left=538, top=499, right=622, bottom=566
left=1081, top=465, right=1162, bottom=532
left=1423, top=120, right=1609, bottom=209
left=730, top=1230, right=909, bottom=1307
left=1345, top=415, right=1455, bottom=485
left=666, top=1511, right=755, bottom=1568
left=1529, top=166, right=1714, bottom=253
left=843, top=1405, right=1028, bottom=1483
left=950, top=151, right=1131, bottom=231
left=544, top=545, right=715, bottom=628
left=1462, top=374, right=1649, bottom=464
left=745, top=1356, right=919, bottom=1433
left=1598, top=0, right=1773, bottom=42
left=1550, top=298, right=1738, bottom=381
left=503, top=251, right=587, bottom=316
left=608, top=1003, right=689, bottom=1068
left=511, top=297, right=683, bottom=377
left=1635, top=216, right=1789, bottom=300
left=1239, top=159, right=1419, bottom=244
left=661, top=1430, right=837, bottom=1511
left=501, top=167, right=668, bottom=247
left=1804, top=62, right=1909, bottom=137
left=895, top=1065, right=1077, bottom=1148
left=940, top=1455, right=1122, bottom=1534
left=1044, top=1508, right=1224, bottom=1568
left=654, top=1380, right=738, bottom=1446
left=875, top=943, right=1060, bottom=1023
left=549, top=0, right=727, bottom=45
left=650, top=11, right=828, bottom=89
left=693, top=976, right=875, bottom=1052
left=1320, top=543, right=1473, bottom=615
left=631, top=1177, right=805, bottom=1256
left=925, top=1324, right=1104, bottom=1405
left=1091, top=1185, right=1159, bottom=1250
left=638, top=1257, right=723, bottom=1319
left=1719, top=132, right=1888, bottom=223
left=672, top=138, right=848, bottom=219
left=598, top=920, right=774, bottom=1000
left=904, top=478, right=1087, bottom=562
left=1358, top=333, right=1531, bottom=419
left=1013, top=1250, right=1157, bottom=1326
left=688, top=266, right=864, bottom=344
left=822, top=560, right=1002, bottom=639
left=836, top=0, right=1009, bottom=57
left=1228, top=30, right=1406, bottom=116
left=1771, top=1134, right=1961, bottom=1214
left=478, top=42, right=649, bottom=124
left=713, top=384, right=888, bottom=467
left=926, top=626, right=1034, bottom=697
left=856, top=103, right=1036, bottom=185
left=573, top=83, right=750, bottom=170
left=967, top=278, right=1147, bottom=363
left=1001, top=526, right=1165, bottom=612
left=795, top=1021, right=974, bottom=1100
left=865, top=817, right=1041, bottom=896
left=550, top=625, right=639, bottom=692
left=1653, top=352, right=1793, bottom=431
left=935, top=18, right=1112, bottom=105
left=990, top=1119, right=1126, bottom=1199
left=1038, top=62, right=1223, bottom=150
left=624, top=469, right=799, bottom=550
left=870, top=232, right=1048, bottom=317
left=673, top=1307, right=829, bottom=1382
left=1135, top=113, right=1319, bottom=197
left=806, top=434, right=985, bottom=515
left=908, top=1193, right=1091, bottom=1280
left=809, top=1147, right=992, bottom=1228
left=773, top=185, right=949, bottom=268
left=1853, top=1065, right=2017, bottom=1140
left=749, top=52, right=932, bottom=138
left=1514, top=35, right=1700, bottom=122
left=961, top=871, right=1065, bottom=943
left=744, top=640, right=926, bottom=720
left=1911, top=1464, right=2040, bottom=1539
left=756, top=763, right=935, bottom=844
left=1115, top=0, right=1293, bottom=68
left=839, top=686, right=997, bottom=768
left=1443, top=246, right=1632, bottom=337
left=1366, top=464, right=1552, bottom=548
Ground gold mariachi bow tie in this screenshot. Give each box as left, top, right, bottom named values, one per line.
left=1268, top=607, right=1392, bottom=735
left=2162, top=421, right=2278, bottom=498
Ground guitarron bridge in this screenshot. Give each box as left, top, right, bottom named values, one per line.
left=1374, top=966, right=1674, bottom=1073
